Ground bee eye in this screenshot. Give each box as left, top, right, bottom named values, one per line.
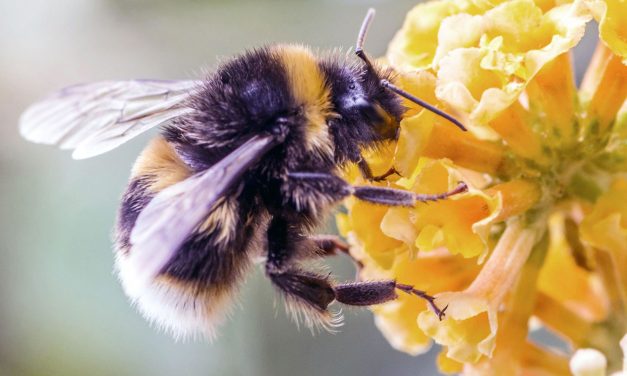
left=349, top=83, right=356, bottom=90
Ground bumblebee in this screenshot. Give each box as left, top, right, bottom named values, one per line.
left=19, top=10, right=467, bottom=338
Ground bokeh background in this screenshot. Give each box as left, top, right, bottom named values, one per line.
left=0, top=1, right=598, bottom=375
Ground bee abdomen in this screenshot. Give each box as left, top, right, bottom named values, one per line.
left=114, top=136, right=261, bottom=338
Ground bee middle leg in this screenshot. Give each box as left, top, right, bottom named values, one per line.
left=310, top=234, right=349, bottom=256
left=309, top=235, right=362, bottom=274
left=287, top=171, right=468, bottom=206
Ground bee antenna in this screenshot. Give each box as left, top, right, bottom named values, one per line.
left=380, top=80, right=468, bottom=131
left=355, top=8, right=376, bottom=71
left=355, top=8, right=468, bottom=132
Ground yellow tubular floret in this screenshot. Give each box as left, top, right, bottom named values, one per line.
left=338, top=0, right=627, bottom=373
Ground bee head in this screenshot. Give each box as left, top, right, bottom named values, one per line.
left=321, top=60, right=404, bottom=163
left=357, top=64, right=406, bottom=133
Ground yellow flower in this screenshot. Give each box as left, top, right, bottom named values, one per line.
left=338, top=0, right=627, bottom=374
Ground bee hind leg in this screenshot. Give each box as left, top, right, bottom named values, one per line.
left=265, top=216, right=342, bottom=329
left=268, top=268, right=447, bottom=325
left=334, top=281, right=447, bottom=320
left=266, top=217, right=445, bottom=329
left=303, top=236, right=444, bottom=318
left=268, top=268, right=336, bottom=312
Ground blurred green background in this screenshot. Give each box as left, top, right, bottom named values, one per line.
left=0, top=1, right=599, bottom=375
left=0, top=1, right=441, bottom=375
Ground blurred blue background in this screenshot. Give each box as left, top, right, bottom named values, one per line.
left=0, top=1, right=445, bottom=375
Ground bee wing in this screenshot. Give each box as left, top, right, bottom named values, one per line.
left=128, top=133, right=278, bottom=290
left=19, top=79, right=200, bottom=159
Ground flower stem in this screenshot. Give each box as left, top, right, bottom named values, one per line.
left=534, top=293, right=594, bottom=346
left=465, top=231, right=552, bottom=374
left=594, top=248, right=627, bottom=326
left=467, top=218, right=545, bottom=303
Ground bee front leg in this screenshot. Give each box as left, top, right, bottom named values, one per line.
left=357, top=158, right=400, bottom=182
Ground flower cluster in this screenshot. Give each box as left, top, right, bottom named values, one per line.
left=337, top=0, right=626, bottom=373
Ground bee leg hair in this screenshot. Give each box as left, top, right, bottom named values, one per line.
left=351, top=182, right=467, bottom=205
left=265, top=216, right=446, bottom=322
left=268, top=267, right=447, bottom=321
left=267, top=267, right=337, bottom=312
left=287, top=171, right=468, bottom=206
left=264, top=215, right=339, bottom=327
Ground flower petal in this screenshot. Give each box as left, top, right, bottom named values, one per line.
left=525, top=53, right=579, bottom=146
left=339, top=198, right=403, bottom=269
left=396, top=110, right=505, bottom=175
left=418, top=291, right=496, bottom=362
left=580, top=178, right=627, bottom=254
left=484, top=179, right=542, bottom=223
left=464, top=230, right=554, bottom=375
left=366, top=251, right=481, bottom=356
left=488, top=99, right=549, bottom=163
left=418, top=220, right=545, bottom=363
left=580, top=42, right=627, bottom=138
left=538, top=212, right=608, bottom=321
left=387, top=0, right=483, bottom=70
left=584, top=0, right=627, bottom=63
left=434, top=0, right=590, bottom=130
left=437, top=348, right=464, bottom=374
left=394, top=159, right=502, bottom=258
left=580, top=178, right=627, bottom=308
